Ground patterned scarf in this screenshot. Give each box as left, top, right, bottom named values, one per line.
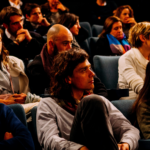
left=106, top=34, right=131, bottom=54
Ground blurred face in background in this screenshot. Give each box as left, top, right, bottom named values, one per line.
left=120, top=8, right=130, bottom=24
left=48, top=0, right=59, bottom=8
left=9, top=0, right=20, bottom=5
left=110, top=21, right=124, bottom=40
left=70, top=19, right=81, bottom=36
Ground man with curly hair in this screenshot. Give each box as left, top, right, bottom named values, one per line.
left=37, top=48, right=140, bottom=150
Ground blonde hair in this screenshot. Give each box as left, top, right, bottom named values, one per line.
left=128, top=22, right=150, bottom=48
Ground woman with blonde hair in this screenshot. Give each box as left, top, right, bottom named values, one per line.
left=118, top=22, right=150, bottom=100
left=114, top=5, right=136, bottom=38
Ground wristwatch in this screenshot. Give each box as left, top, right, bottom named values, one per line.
left=14, top=38, right=20, bottom=45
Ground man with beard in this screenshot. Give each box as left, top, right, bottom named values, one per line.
left=27, top=24, right=108, bottom=97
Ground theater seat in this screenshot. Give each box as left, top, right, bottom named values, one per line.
left=92, top=24, right=103, bottom=37
left=93, top=55, right=120, bottom=89
left=80, top=39, right=91, bottom=56
left=80, top=22, right=92, bottom=37
left=8, top=104, right=27, bottom=126
left=111, top=100, right=150, bottom=150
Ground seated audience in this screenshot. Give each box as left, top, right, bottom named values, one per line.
left=114, top=5, right=137, bottom=38
left=89, top=0, right=117, bottom=25
left=37, top=48, right=140, bottom=150
left=132, top=62, right=150, bottom=139
left=27, top=24, right=108, bottom=97
left=41, top=0, right=69, bottom=23
left=0, top=0, right=23, bottom=11
left=0, top=6, right=45, bottom=66
left=57, top=13, right=89, bottom=48
left=118, top=22, right=150, bottom=100
left=0, top=103, right=35, bottom=149
left=24, top=3, right=52, bottom=36
left=95, top=16, right=131, bottom=56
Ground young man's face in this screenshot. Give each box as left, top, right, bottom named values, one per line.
left=27, top=7, right=43, bottom=24
left=69, top=59, right=95, bottom=92
left=6, top=15, right=23, bottom=36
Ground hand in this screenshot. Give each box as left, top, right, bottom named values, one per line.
left=16, top=29, right=32, bottom=42
left=124, top=18, right=136, bottom=25
left=118, top=143, right=129, bottom=150
left=15, top=33, right=26, bottom=44
left=79, top=146, right=89, bottom=150
left=57, top=2, right=66, bottom=11
left=38, top=17, right=50, bottom=27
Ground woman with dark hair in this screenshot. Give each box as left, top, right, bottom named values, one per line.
left=132, top=62, right=150, bottom=139
left=58, top=13, right=89, bottom=48
left=114, top=5, right=137, bottom=38
left=89, top=0, right=117, bottom=25
left=95, top=16, right=131, bottom=56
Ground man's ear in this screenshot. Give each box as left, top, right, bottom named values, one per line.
left=139, top=34, right=146, bottom=43
left=47, top=39, right=54, bottom=55
left=65, top=76, right=72, bottom=84
left=3, top=23, right=8, bottom=29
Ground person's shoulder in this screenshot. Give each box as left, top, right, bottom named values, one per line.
left=8, top=56, right=23, bottom=64
left=119, top=48, right=134, bottom=60
left=0, top=103, right=11, bottom=116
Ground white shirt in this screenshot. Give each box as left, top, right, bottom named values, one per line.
left=5, top=29, right=16, bottom=41
left=9, top=0, right=23, bottom=10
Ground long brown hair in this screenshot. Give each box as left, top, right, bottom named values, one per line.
left=114, top=5, right=134, bottom=19
left=57, top=13, right=79, bottom=29
left=0, top=29, right=9, bottom=66
left=132, top=62, right=150, bottom=117
left=98, top=16, right=122, bottom=38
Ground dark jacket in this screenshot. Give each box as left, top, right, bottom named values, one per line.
left=2, top=30, right=46, bottom=64
left=95, top=36, right=115, bottom=56
left=27, top=53, right=108, bottom=97
left=0, top=103, right=35, bottom=150
left=24, top=21, right=53, bottom=36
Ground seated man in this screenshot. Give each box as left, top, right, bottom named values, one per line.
left=37, top=48, right=140, bottom=150
left=0, top=6, right=45, bottom=65
left=24, top=3, right=52, bottom=36
left=27, top=24, right=108, bottom=97
left=0, top=103, right=35, bottom=149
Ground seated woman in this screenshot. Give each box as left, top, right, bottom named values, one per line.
left=95, top=16, right=131, bottom=56
left=89, top=0, right=117, bottom=25
left=132, top=62, right=150, bottom=139
left=41, top=0, right=69, bottom=23
left=0, top=28, right=40, bottom=111
left=114, top=5, right=137, bottom=38
left=118, top=22, right=150, bottom=100
left=57, top=13, right=89, bottom=48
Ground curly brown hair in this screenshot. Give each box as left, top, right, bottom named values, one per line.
left=50, top=48, right=89, bottom=99
left=0, top=28, right=9, bottom=66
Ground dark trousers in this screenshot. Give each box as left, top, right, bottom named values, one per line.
left=70, top=94, right=118, bottom=150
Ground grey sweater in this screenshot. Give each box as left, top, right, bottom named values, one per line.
left=36, top=96, right=140, bottom=150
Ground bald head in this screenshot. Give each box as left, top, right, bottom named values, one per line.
left=47, top=24, right=73, bottom=55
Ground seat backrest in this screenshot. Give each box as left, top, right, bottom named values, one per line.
left=88, top=37, right=99, bottom=58
left=93, top=55, right=120, bottom=89
left=80, top=22, right=92, bottom=37
left=80, top=39, right=91, bottom=56
left=92, top=24, right=103, bottom=37
left=31, top=106, right=42, bottom=150
left=8, top=104, right=27, bottom=126
left=111, top=99, right=135, bottom=122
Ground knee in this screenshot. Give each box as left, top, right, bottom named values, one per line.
left=80, top=94, right=106, bottom=109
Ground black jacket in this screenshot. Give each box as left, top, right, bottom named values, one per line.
left=27, top=54, right=108, bottom=97
left=2, top=30, right=46, bottom=63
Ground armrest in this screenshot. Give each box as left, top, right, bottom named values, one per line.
left=107, top=89, right=129, bottom=101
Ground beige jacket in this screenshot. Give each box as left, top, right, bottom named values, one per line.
left=118, top=48, right=149, bottom=100
left=8, top=56, right=29, bottom=94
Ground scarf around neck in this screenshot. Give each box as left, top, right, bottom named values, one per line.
left=106, top=33, right=131, bottom=54
left=40, top=43, right=53, bottom=77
